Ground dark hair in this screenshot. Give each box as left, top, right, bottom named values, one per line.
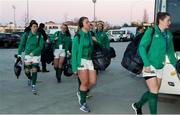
left=156, top=12, right=170, bottom=24
left=62, top=23, right=71, bottom=37
left=24, top=20, right=37, bottom=32
left=97, top=23, right=104, bottom=30
left=137, top=26, right=144, bottom=31
left=30, top=20, right=38, bottom=27
left=76, top=17, right=88, bottom=33
left=39, top=23, right=45, bottom=28
left=29, top=20, right=36, bottom=24
left=78, top=17, right=88, bottom=29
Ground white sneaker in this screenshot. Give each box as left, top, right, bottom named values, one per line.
left=80, top=103, right=91, bottom=113
left=32, top=85, right=37, bottom=94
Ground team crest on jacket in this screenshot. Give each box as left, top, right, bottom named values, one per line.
left=155, top=34, right=159, bottom=37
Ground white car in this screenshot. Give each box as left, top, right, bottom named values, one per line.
left=118, top=30, right=132, bottom=42
left=106, top=29, right=121, bottom=42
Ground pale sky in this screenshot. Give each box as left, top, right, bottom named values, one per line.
left=0, top=0, right=155, bottom=26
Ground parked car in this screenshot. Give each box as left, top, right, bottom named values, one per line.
left=119, top=30, right=132, bottom=42
left=106, top=29, right=121, bottom=42
left=119, top=27, right=136, bottom=42
left=107, top=27, right=136, bottom=42
left=0, top=33, right=21, bottom=48
left=12, top=32, right=24, bottom=38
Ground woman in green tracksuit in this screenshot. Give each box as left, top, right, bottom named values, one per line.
left=72, top=17, right=97, bottom=113
left=95, top=23, right=110, bottom=49
left=132, top=12, right=177, bottom=115
left=50, top=23, right=71, bottom=83
left=18, top=21, right=45, bottom=94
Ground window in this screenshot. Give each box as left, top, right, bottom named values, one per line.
left=112, top=31, right=125, bottom=35
left=49, top=26, right=58, bottom=29
left=106, top=31, right=110, bottom=35
left=167, top=0, right=180, bottom=32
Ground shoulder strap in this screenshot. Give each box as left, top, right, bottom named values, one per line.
left=151, top=27, right=155, bottom=38
left=23, top=31, right=29, bottom=51
left=75, top=33, right=80, bottom=44
left=57, top=31, right=60, bottom=37
left=147, top=27, right=155, bottom=52
left=149, top=27, right=155, bottom=45
left=38, top=33, right=41, bottom=45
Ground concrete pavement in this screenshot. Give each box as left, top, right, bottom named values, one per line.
left=0, top=42, right=180, bottom=114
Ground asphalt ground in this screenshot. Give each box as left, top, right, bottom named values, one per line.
left=0, top=42, right=180, bottom=114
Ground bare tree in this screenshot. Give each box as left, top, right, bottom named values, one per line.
left=122, top=23, right=129, bottom=27
left=63, top=13, right=68, bottom=22
left=143, top=9, right=149, bottom=23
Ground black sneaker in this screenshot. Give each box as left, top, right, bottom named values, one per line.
left=56, top=76, right=61, bottom=83
left=42, top=69, right=49, bottom=72
left=132, top=103, right=142, bottom=115
left=37, top=67, right=41, bottom=72
left=80, top=103, right=91, bottom=113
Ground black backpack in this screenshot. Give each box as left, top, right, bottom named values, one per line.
left=14, top=54, right=22, bottom=79
left=76, top=34, right=111, bottom=71
left=109, top=47, right=116, bottom=58
left=63, top=57, right=73, bottom=77
left=121, top=28, right=155, bottom=75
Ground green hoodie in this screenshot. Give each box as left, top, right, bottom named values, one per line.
left=139, top=25, right=177, bottom=69
left=50, top=31, right=71, bottom=53
left=18, top=31, right=45, bottom=56
left=72, top=29, right=94, bottom=73
left=95, top=31, right=110, bottom=49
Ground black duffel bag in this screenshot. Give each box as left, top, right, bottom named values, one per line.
left=75, top=33, right=111, bottom=71
left=14, top=54, right=22, bottom=79
left=41, top=43, right=54, bottom=64
left=121, top=28, right=155, bottom=75
left=109, top=47, right=116, bottom=58
left=92, top=45, right=111, bottom=71
left=63, top=57, right=73, bottom=77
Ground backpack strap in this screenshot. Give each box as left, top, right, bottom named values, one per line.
left=147, top=27, right=155, bottom=52
left=23, top=31, right=30, bottom=52
left=75, top=33, right=80, bottom=44
left=75, top=33, right=92, bottom=46
left=57, top=31, right=60, bottom=37
left=151, top=27, right=155, bottom=38
left=149, top=27, right=155, bottom=45
left=37, top=32, right=41, bottom=45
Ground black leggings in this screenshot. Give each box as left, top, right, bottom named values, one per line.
left=144, top=76, right=156, bottom=80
